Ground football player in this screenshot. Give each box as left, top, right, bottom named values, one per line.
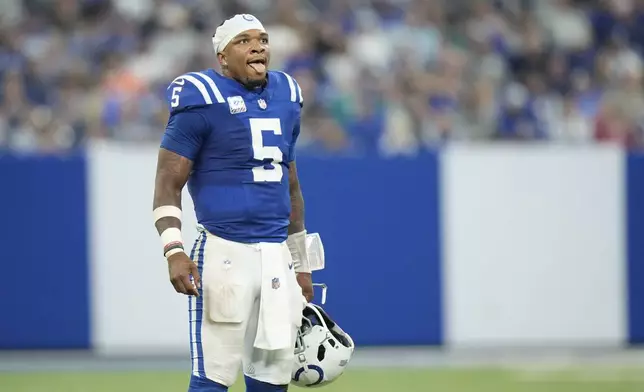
left=152, top=14, right=313, bottom=392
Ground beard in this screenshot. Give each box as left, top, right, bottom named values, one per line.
left=241, top=76, right=267, bottom=90
left=242, top=78, right=267, bottom=90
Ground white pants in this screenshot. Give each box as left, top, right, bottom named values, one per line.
left=188, top=229, right=301, bottom=387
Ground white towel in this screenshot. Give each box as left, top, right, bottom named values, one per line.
left=253, top=243, right=292, bottom=350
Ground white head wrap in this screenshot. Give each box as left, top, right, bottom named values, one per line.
left=212, top=14, right=266, bottom=54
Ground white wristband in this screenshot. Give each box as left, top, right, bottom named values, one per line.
left=160, top=227, right=184, bottom=258
left=287, top=230, right=311, bottom=273
left=154, top=205, right=185, bottom=258
left=165, top=247, right=184, bottom=258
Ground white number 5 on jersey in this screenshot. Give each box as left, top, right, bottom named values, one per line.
left=250, top=118, right=283, bottom=182
left=170, top=78, right=185, bottom=108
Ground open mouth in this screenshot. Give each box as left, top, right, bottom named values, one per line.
left=247, top=58, right=267, bottom=74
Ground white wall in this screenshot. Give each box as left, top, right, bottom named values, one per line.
left=441, top=144, right=626, bottom=347
left=88, top=141, right=627, bottom=352
left=88, top=141, right=199, bottom=355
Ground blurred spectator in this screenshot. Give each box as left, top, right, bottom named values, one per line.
left=550, top=92, right=594, bottom=143
left=1, top=0, right=644, bottom=155
left=537, top=0, right=592, bottom=52
left=496, top=82, right=546, bottom=140
left=594, top=99, right=642, bottom=148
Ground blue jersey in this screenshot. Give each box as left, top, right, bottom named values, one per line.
left=160, top=69, right=303, bottom=243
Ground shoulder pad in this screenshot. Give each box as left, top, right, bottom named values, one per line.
left=274, top=71, right=304, bottom=107
left=166, top=72, right=226, bottom=113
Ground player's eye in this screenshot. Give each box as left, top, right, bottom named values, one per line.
left=240, top=39, right=248, bottom=44
left=261, top=38, right=269, bottom=44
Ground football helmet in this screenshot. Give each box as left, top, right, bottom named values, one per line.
left=291, top=303, right=355, bottom=388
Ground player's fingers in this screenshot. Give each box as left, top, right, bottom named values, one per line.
left=191, top=264, right=202, bottom=289
left=171, top=275, right=188, bottom=295
left=182, top=274, right=199, bottom=297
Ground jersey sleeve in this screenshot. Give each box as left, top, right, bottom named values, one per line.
left=280, top=71, right=303, bottom=162
left=165, top=73, right=216, bottom=114
left=277, top=71, right=304, bottom=108
left=275, top=71, right=304, bottom=161
left=294, top=77, right=303, bottom=108
left=161, top=108, right=210, bottom=161
left=162, top=73, right=218, bottom=160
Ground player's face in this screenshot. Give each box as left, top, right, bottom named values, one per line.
left=222, top=29, right=270, bottom=87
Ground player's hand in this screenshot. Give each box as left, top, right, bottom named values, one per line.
left=167, top=252, right=201, bottom=296
left=296, top=272, right=314, bottom=303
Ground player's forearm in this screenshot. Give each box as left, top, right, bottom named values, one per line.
left=153, top=149, right=193, bottom=257
left=286, top=162, right=310, bottom=273
left=288, top=189, right=305, bottom=234
left=153, top=155, right=190, bottom=230
left=288, top=162, right=305, bottom=234
left=153, top=184, right=183, bottom=234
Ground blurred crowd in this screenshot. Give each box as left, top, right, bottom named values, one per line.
left=1, top=0, right=644, bottom=156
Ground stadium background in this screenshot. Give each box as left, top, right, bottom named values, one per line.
left=2, top=0, right=644, bottom=390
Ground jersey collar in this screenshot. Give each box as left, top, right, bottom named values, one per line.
left=216, top=70, right=275, bottom=101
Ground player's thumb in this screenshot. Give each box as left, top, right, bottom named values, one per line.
left=191, top=263, right=201, bottom=289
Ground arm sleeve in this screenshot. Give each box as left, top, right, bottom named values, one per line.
left=160, top=109, right=210, bottom=161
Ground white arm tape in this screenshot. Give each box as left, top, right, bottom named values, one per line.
left=287, top=230, right=310, bottom=273
left=165, top=247, right=184, bottom=257
left=305, top=233, right=325, bottom=271
left=288, top=231, right=326, bottom=273
left=160, top=227, right=185, bottom=258
left=160, top=227, right=183, bottom=247
left=153, top=205, right=182, bottom=224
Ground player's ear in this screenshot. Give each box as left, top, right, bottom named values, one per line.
left=217, top=52, right=228, bottom=69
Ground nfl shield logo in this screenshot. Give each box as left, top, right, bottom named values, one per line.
left=258, top=99, right=267, bottom=110
left=271, top=277, right=280, bottom=289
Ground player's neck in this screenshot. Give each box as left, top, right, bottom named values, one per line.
left=223, top=69, right=267, bottom=91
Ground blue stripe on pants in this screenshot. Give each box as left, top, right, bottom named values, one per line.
left=196, top=233, right=206, bottom=377
left=189, top=232, right=207, bottom=378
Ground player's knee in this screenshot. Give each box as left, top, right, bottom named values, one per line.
left=189, top=374, right=229, bottom=392
left=244, top=375, right=288, bottom=392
